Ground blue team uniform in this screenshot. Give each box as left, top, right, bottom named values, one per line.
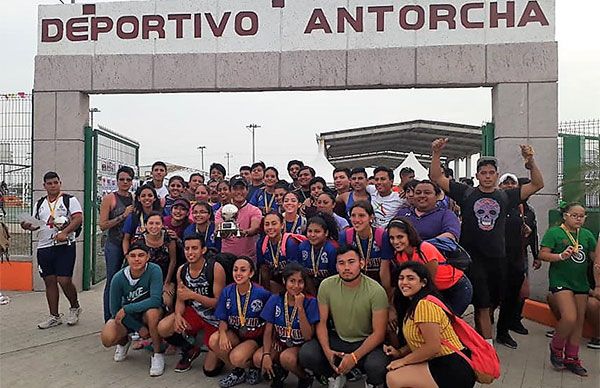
left=261, top=294, right=320, bottom=347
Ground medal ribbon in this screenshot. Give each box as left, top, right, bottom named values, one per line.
left=269, top=237, right=282, bottom=269
left=264, top=191, right=275, bottom=213
left=560, top=224, right=580, bottom=253
left=46, top=194, right=62, bottom=225
left=283, top=293, right=299, bottom=340
left=310, top=245, right=324, bottom=277
left=355, top=228, right=373, bottom=271
left=289, top=215, right=299, bottom=234
left=236, top=283, right=253, bottom=327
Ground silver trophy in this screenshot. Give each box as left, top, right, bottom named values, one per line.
left=53, top=215, right=73, bottom=245
left=217, top=204, right=241, bottom=237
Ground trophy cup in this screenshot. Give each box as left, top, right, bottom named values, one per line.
left=217, top=204, right=241, bottom=238
left=53, top=215, right=73, bottom=245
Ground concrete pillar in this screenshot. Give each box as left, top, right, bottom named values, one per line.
left=465, top=155, right=472, bottom=178
left=492, top=82, right=558, bottom=300
left=32, top=91, right=89, bottom=291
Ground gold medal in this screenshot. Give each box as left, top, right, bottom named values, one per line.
left=560, top=224, right=580, bottom=253
left=283, top=293, right=299, bottom=347
left=355, top=228, right=373, bottom=271
left=236, top=283, right=252, bottom=335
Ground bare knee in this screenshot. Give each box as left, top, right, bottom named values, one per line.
left=143, top=308, right=162, bottom=325
left=280, top=350, right=297, bottom=370
left=208, top=331, right=220, bottom=352
left=252, top=348, right=264, bottom=368
left=157, top=315, right=174, bottom=337
left=101, top=321, right=120, bottom=347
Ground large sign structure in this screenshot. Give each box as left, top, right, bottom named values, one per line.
left=33, top=0, right=558, bottom=298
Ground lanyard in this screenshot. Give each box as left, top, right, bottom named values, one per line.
left=264, top=191, right=275, bottom=213
left=310, top=244, right=324, bottom=277
left=269, top=237, right=283, bottom=269
left=560, top=224, right=580, bottom=253
left=47, top=194, right=62, bottom=221
left=283, top=293, right=299, bottom=339
left=236, top=283, right=253, bottom=327
left=139, top=213, right=147, bottom=232
left=287, top=215, right=299, bottom=233
left=355, top=228, right=373, bottom=269
left=196, top=222, right=211, bottom=243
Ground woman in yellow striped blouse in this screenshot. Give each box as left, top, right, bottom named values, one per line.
left=385, top=261, right=475, bottom=388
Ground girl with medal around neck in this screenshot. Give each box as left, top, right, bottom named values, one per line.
left=211, top=257, right=271, bottom=388
left=250, top=167, right=280, bottom=215
left=184, top=201, right=221, bottom=252
left=163, top=176, right=186, bottom=216
left=297, top=214, right=339, bottom=295
left=539, top=202, right=597, bottom=376
left=257, top=212, right=301, bottom=293
left=342, top=200, right=393, bottom=297
left=122, top=184, right=162, bottom=255
left=214, top=181, right=232, bottom=212
left=282, top=191, right=306, bottom=235
left=254, top=263, right=320, bottom=388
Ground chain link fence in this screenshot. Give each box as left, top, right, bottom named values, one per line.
left=0, top=93, right=32, bottom=256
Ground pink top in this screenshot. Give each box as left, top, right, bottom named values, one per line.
left=215, top=202, right=263, bottom=260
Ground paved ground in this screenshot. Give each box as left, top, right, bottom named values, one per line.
left=0, top=285, right=598, bottom=388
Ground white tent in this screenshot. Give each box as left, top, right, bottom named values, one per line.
left=307, top=138, right=335, bottom=184
left=393, top=152, right=429, bottom=182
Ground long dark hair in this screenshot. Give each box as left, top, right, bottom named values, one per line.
left=134, top=184, right=162, bottom=215
left=281, top=262, right=309, bottom=296
left=307, top=212, right=339, bottom=241
left=393, top=261, right=447, bottom=324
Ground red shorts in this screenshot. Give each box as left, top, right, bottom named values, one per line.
left=182, top=306, right=218, bottom=346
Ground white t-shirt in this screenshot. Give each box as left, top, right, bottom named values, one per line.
left=154, top=182, right=169, bottom=199
left=367, top=185, right=404, bottom=228
left=33, top=195, right=83, bottom=249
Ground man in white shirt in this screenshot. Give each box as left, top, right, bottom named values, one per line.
left=20, top=172, right=83, bottom=329
left=148, top=161, right=169, bottom=199
left=367, top=167, right=404, bottom=228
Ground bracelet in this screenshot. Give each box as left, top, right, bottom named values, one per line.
left=350, top=352, right=358, bottom=365
left=262, top=353, right=271, bottom=358
left=557, top=253, right=563, bottom=261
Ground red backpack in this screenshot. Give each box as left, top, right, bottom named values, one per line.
left=425, top=295, right=501, bottom=384
left=344, top=227, right=385, bottom=249
left=261, top=233, right=307, bottom=256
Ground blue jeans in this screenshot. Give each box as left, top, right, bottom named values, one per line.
left=442, top=275, right=473, bottom=316
left=103, top=240, right=125, bottom=322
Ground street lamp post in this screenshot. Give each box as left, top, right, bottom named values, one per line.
left=246, top=123, right=261, bottom=163
left=89, top=107, right=100, bottom=129
left=197, top=146, right=206, bottom=173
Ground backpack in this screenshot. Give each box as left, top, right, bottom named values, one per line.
left=344, top=227, right=385, bottom=250
left=261, top=233, right=308, bottom=257
left=426, top=237, right=472, bottom=271
left=425, top=295, right=501, bottom=384
left=34, top=193, right=82, bottom=237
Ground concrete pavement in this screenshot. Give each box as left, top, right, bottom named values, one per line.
left=0, top=284, right=597, bottom=388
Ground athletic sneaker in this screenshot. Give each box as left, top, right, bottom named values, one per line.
left=246, top=367, right=262, bottom=385
left=545, top=330, right=555, bottom=338
left=564, top=357, right=587, bottom=376
left=37, top=314, right=62, bottom=329
left=219, top=368, right=246, bottom=388
left=587, top=338, right=600, bottom=349
left=150, top=353, right=165, bottom=376
left=174, top=346, right=201, bottom=372
left=297, top=375, right=314, bottom=388
left=365, top=383, right=381, bottom=388
left=347, top=367, right=363, bottom=382
left=66, top=307, right=82, bottom=326
left=114, top=341, right=131, bottom=362
left=496, top=332, right=518, bottom=349
left=327, top=375, right=347, bottom=388
left=549, top=344, right=564, bottom=370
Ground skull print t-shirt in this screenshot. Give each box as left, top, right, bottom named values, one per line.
left=449, top=181, right=520, bottom=259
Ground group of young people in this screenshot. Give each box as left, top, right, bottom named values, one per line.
left=22, top=137, right=598, bottom=387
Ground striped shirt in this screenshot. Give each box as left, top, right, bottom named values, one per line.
left=402, top=299, right=464, bottom=357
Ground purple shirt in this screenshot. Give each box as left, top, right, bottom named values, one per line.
left=396, top=206, right=461, bottom=241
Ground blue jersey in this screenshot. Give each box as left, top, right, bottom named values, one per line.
left=298, top=240, right=338, bottom=280
left=256, top=235, right=300, bottom=272
left=250, top=188, right=279, bottom=214
left=339, top=227, right=393, bottom=273
left=215, top=283, right=271, bottom=336
left=261, top=294, right=319, bottom=346
left=183, top=222, right=221, bottom=252
left=122, top=212, right=150, bottom=237
left=212, top=203, right=222, bottom=212
left=285, top=216, right=307, bottom=235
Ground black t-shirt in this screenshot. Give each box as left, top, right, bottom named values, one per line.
left=449, top=181, right=520, bottom=260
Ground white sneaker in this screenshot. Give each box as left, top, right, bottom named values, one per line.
left=150, top=353, right=165, bottom=377
left=114, top=341, right=131, bottom=362
left=66, top=307, right=82, bottom=326
left=328, top=375, right=347, bottom=388
left=37, top=314, right=62, bottom=329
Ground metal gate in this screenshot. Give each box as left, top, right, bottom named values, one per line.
left=83, top=126, right=139, bottom=290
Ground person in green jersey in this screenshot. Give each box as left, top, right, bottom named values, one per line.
left=539, top=203, right=597, bottom=377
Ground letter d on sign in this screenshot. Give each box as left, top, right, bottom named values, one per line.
left=42, top=18, right=63, bottom=42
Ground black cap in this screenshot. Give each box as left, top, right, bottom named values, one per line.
left=127, top=242, right=149, bottom=254
left=229, top=175, right=248, bottom=188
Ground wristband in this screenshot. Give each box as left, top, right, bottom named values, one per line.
left=262, top=353, right=271, bottom=358
left=557, top=253, right=564, bottom=261
left=351, top=352, right=358, bottom=365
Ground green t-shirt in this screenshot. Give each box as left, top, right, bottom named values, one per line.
left=541, top=226, right=597, bottom=293
left=317, top=274, right=388, bottom=343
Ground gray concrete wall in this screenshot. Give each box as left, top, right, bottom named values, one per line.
left=33, top=41, right=558, bottom=298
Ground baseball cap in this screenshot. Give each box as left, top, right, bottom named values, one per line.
left=172, top=198, right=190, bottom=210
left=229, top=175, right=248, bottom=188
left=476, top=156, right=498, bottom=170
left=127, top=241, right=149, bottom=254
left=499, top=173, right=518, bottom=185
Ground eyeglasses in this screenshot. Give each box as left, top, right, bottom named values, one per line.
left=193, top=210, right=210, bottom=215
left=565, top=213, right=587, bottom=220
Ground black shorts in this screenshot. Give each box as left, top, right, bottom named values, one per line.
left=37, top=244, right=77, bottom=278
left=466, top=257, right=506, bottom=309
left=428, top=351, right=476, bottom=388
left=549, top=286, right=589, bottom=295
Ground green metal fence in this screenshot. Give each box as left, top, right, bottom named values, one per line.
left=83, top=126, right=139, bottom=290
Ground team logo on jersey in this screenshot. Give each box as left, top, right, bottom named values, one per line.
left=473, top=198, right=500, bottom=231
left=250, top=299, right=263, bottom=313
left=302, top=250, right=309, bottom=260
left=320, top=252, right=328, bottom=264
left=275, top=305, right=281, bottom=318
left=570, top=245, right=586, bottom=264
left=225, top=298, right=231, bottom=310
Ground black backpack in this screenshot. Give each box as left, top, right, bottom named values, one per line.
left=34, top=193, right=82, bottom=237
left=179, top=251, right=236, bottom=297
